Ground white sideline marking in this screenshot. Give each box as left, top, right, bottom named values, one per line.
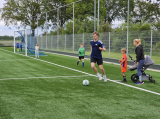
left=0, top=75, right=90, bottom=81
left=0, top=59, right=34, bottom=61
left=44, top=51, right=160, bottom=73
left=0, top=48, right=160, bottom=96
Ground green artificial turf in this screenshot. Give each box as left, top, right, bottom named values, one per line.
left=0, top=47, right=160, bottom=119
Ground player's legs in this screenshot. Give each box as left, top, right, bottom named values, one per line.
left=91, top=57, right=102, bottom=81
left=97, top=58, right=107, bottom=82
left=121, top=67, right=127, bottom=82
left=21, top=48, right=22, bottom=52
left=37, top=50, right=39, bottom=58
left=17, top=48, right=19, bottom=52
left=91, top=62, right=98, bottom=73
left=99, top=65, right=105, bottom=75
left=82, top=57, right=84, bottom=67
left=35, top=50, right=37, bottom=58
left=77, top=57, right=81, bottom=65
left=121, top=72, right=127, bottom=82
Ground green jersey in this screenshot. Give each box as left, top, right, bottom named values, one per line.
left=78, top=47, right=85, bottom=56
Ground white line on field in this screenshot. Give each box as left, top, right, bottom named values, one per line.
left=44, top=51, right=160, bottom=73
left=0, top=59, right=34, bottom=61
left=1, top=48, right=160, bottom=96
left=0, top=75, right=90, bottom=81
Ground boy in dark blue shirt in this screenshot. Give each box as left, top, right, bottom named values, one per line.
left=16, top=42, right=19, bottom=52
left=20, top=43, right=22, bottom=52
left=90, top=32, right=107, bottom=82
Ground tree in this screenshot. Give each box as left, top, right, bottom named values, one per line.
left=0, top=0, right=45, bottom=36
left=104, top=0, right=135, bottom=24
left=132, top=0, right=160, bottom=24
left=98, top=22, right=112, bottom=32
left=153, top=20, right=160, bottom=30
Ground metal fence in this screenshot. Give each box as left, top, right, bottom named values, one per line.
left=37, top=30, right=160, bottom=65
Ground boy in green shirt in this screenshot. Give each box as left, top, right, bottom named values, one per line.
left=77, top=43, right=85, bottom=67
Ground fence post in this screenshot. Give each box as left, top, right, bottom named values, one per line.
left=14, top=31, right=15, bottom=53
left=46, top=35, right=47, bottom=50
left=57, top=8, right=59, bottom=51
left=73, top=3, right=74, bottom=53
left=46, top=12, right=47, bottom=50
left=65, top=34, right=66, bottom=52
left=150, top=30, right=153, bottom=58
left=37, top=36, right=38, bottom=44
left=57, top=35, right=59, bottom=51
left=109, top=32, right=110, bottom=58
left=41, top=36, right=42, bottom=49
left=83, top=33, right=84, bottom=46
left=51, top=36, right=52, bottom=50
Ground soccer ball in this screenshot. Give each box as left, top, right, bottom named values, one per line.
left=83, top=79, right=89, bottom=86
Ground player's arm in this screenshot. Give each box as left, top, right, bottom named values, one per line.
left=102, top=47, right=106, bottom=52
left=90, top=46, right=92, bottom=53
left=99, top=44, right=106, bottom=52
left=121, top=58, right=125, bottom=65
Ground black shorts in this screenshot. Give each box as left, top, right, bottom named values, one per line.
left=79, top=56, right=84, bottom=60
left=90, top=57, right=103, bottom=65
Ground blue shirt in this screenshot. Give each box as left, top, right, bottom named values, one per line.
left=20, top=44, right=22, bottom=48
left=90, top=40, right=105, bottom=58
left=16, top=43, right=19, bottom=48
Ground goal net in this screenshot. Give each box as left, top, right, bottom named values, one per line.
left=14, top=29, right=46, bottom=56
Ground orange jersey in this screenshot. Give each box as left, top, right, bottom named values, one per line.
left=121, top=54, right=127, bottom=68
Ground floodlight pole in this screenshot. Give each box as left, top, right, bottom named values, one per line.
left=97, top=0, right=100, bottom=30
left=37, top=15, right=38, bottom=43
left=94, top=0, right=96, bottom=31
left=37, top=0, right=39, bottom=43
left=127, top=0, right=129, bottom=58
left=14, top=31, right=15, bottom=53
left=46, top=12, right=47, bottom=50
left=73, top=3, right=74, bottom=53
left=57, top=8, right=59, bottom=51
left=150, top=30, right=153, bottom=58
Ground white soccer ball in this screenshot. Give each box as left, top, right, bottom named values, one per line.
left=83, top=79, right=89, bottom=86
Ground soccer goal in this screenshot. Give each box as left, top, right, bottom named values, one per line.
left=14, top=29, right=46, bottom=56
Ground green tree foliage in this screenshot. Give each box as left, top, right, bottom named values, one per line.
left=1, top=0, right=42, bottom=29
left=153, top=20, right=160, bottom=30
left=133, top=0, right=160, bottom=23
left=48, top=18, right=95, bottom=35
left=0, top=36, right=14, bottom=40
left=98, top=22, right=112, bottom=32
left=104, top=0, right=134, bottom=24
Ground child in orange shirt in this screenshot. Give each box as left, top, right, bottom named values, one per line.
left=119, top=48, right=127, bottom=82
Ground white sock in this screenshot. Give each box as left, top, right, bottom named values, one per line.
left=97, top=73, right=99, bottom=76
left=103, top=75, right=106, bottom=77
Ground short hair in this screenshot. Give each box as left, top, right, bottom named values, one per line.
left=92, top=31, right=99, bottom=36
left=134, top=39, right=141, bottom=46
left=80, top=43, right=83, bottom=45
left=121, top=48, right=126, bottom=53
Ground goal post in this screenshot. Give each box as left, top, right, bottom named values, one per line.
left=25, top=29, right=27, bottom=56
left=14, top=29, right=47, bottom=56
left=14, top=29, right=27, bottom=56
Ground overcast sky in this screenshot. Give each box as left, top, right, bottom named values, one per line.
left=0, top=0, right=17, bottom=36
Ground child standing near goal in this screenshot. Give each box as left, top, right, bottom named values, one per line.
left=35, top=43, right=39, bottom=58
left=20, top=43, right=22, bottom=52
left=119, top=48, right=127, bottom=82
left=77, top=43, right=85, bottom=67
left=16, top=42, right=19, bottom=52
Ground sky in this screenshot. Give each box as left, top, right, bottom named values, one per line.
left=0, top=0, right=18, bottom=36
